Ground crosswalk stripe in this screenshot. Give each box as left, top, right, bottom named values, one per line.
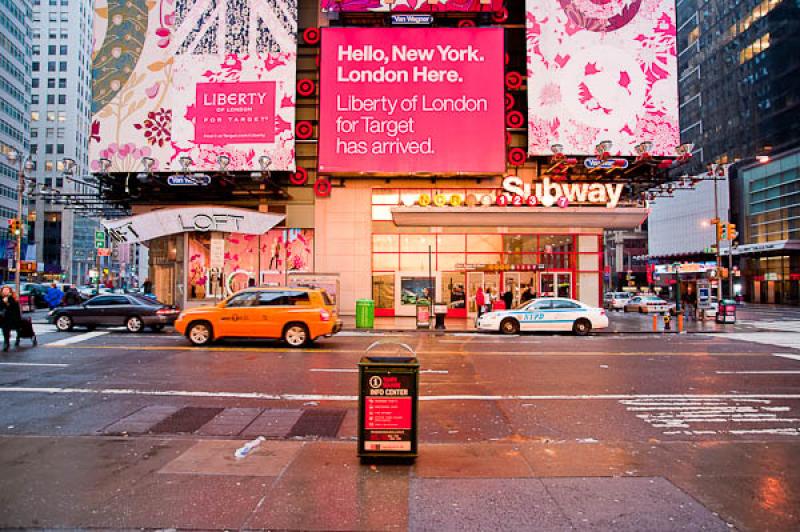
left=46, top=331, right=109, bottom=346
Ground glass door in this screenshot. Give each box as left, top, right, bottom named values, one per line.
left=502, top=272, right=521, bottom=309
left=539, top=272, right=572, bottom=299
left=556, top=273, right=572, bottom=298
left=539, top=273, right=556, bottom=297
left=467, top=271, right=484, bottom=318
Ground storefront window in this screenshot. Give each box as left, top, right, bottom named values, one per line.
left=401, top=253, right=431, bottom=272
left=373, top=234, right=399, bottom=253
left=400, top=234, right=436, bottom=252
left=539, top=235, right=574, bottom=253
left=467, top=234, right=502, bottom=253
left=373, top=253, right=399, bottom=271
left=503, top=235, right=535, bottom=253
left=442, top=272, right=466, bottom=309
left=467, top=253, right=503, bottom=267
left=437, top=234, right=466, bottom=253
left=437, top=253, right=466, bottom=271
left=372, top=273, right=394, bottom=309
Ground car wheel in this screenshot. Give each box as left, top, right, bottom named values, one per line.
left=126, top=316, right=144, bottom=333
left=187, top=321, right=213, bottom=346
left=573, top=318, right=592, bottom=336
left=283, top=323, right=309, bottom=348
left=55, top=314, right=73, bottom=332
left=499, top=318, right=520, bottom=335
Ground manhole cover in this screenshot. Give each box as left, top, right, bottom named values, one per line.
left=287, top=408, right=347, bottom=438
left=149, top=407, right=224, bottom=434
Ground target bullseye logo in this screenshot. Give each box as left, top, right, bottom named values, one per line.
left=297, top=78, right=315, bottom=97
left=290, top=167, right=308, bottom=186
left=314, top=177, right=331, bottom=197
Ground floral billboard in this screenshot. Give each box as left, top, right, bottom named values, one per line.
left=526, top=0, right=679, bottom=156
left=91, top=0, right=297, bottom=173
left=321, top=0, right=502, bottom=12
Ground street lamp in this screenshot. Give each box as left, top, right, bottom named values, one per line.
left=5, top=150, right=34, bottom=297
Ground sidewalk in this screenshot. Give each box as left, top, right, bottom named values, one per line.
left=340, top=312, right=733, bottom=334
left=0, top=435, right=756, bottom=530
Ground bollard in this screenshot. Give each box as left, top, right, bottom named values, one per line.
left=652, top=314, right=658, bottom=332
left=663, top=312, right=671, bottom=331
left=677, top=314, right=684, bottom=333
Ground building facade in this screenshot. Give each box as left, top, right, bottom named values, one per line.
left=0, top=0, right=32, bottom=281
left=91, top=0, right=682, bottom=313
left=29, top=0, right=98, bottom=284
left=677, top=0, right=800, bottom=171
left=731, top=148, right=800, bottom=304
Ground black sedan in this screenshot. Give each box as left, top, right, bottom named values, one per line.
left=49, top=294, right=180, bottom=333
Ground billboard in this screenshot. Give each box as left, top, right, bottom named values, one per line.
left=321, top=0, right=503, bottom=12
left=526, top=0, right=679, bottom=156
left=91, top=0, right=297, bottom=173
left=319, top=28, right=505, bottom=174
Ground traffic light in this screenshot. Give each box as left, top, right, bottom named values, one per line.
left=720, top=222, right=729, bottom=240
left=728, top=223, right=738, bottom=240
left=715, top=219, right=724, bottom=241
left=7, top=218, right=20, bottom=236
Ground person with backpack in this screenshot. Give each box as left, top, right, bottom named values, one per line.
left=0, top=286, right=22, bottom=351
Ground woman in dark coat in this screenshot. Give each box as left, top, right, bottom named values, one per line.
left=0, top=286, right=22, bottom=351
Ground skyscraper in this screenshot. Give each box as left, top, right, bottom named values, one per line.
left=29, top=0, right=97, bottom=284
left=0, top=0, right=32, bottom=282
left=677, top=0, right=800, bottom=171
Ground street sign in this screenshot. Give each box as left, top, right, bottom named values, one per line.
left=97, top=247, right=112, bottom=257
left=94, top=230, right=105, bottom=249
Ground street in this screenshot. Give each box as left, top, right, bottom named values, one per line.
left=1, top=311, right=799, bottom=530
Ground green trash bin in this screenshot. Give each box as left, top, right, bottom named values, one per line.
left=355, top=299, right=375, bottom=329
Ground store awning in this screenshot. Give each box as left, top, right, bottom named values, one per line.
left=102, top=206, right=285, bottom=244
left=731, top=240, right=800, bottom=256
left=390, top=206, right=649, bottom=229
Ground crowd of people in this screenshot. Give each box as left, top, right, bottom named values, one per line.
left=475, top=284, right=539, bottom=318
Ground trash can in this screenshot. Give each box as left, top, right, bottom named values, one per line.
left=433, top=302, right=447, bottom=330
left=358, top=342, right=419, bottom=462
left=355, top=299, right=375, bottom=329
left=716, top=299, right=737, bottom=323
left=415, top=301, right=431, bottom=329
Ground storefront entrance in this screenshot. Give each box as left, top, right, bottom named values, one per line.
left=540, top=272, right=572, bottom=298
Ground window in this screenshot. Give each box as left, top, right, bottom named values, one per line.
left=58, top=111, right=66, bottom=122
left=32, top=79, right=39, bottom=88
left=46, top=127, right=54, bottom=136
left=58, top=94, right=66, bottom=104
left=30, top=144, right=38, bottom=154
left=32, top=45, right=41, bottom=56
left=45, top=144, right=53, bottom=154
left=551, top=300, right=581, bottom=309
left=60, top=11, right=68, bottom=21
left=45, top=161, right=53, bottom=171
left=48, top=45, right=56, bottom=55
left=59, top=61, right=67, bottom=72
left=31, top=95, right=39, bottom=104
left=47, top=94, right=54, bottom=104
left=32, top=61, right=40, bottom=72
left=529, top=300, right=553, bottom=310
left=226, top=292, right=257, bottom=307
left=31, top=129, right=38, bottom=138
left=88, top=296, right=118, bottom=306
left=257, top=291, right=285, bottom=306
left=58, top=78, right=66, bottom=88
left=55, top=177, right=63, bottom=187
left=47, top=62, right=56, bottom=72
left=56, top=144, right=64, bottom=154
left=60, top=29, right=68, bottom=38
left=56, top=128, right=64, bottom=138
left=46, top=111, right=55, bottom=121
left=59, top=45, right=67, bottom=55
left=257, top=290, right=310, bottom=306
left=44, top=177, right=52, bottom=187
left=47, top=78, right=55, bottom=88
left=31, top=111, right=40, bottom=121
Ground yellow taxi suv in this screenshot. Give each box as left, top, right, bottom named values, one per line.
left=174, top=287, right=342, bottom=347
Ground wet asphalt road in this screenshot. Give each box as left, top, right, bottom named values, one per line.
left=1, top=319, right=799, bottom=530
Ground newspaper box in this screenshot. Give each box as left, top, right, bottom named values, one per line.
left=358, top=342, right=419, bottom=461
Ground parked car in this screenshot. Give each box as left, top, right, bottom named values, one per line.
left=49, top=294, right=180, bottom=332
left=624, top=295, right=674, bottom=314
left=603, top=292, right=632, bottom=311
left=78, top=285, right=112, bottom=298
left=476, top=297, right=609, bottom=336
left=174, top=287, right=342, bottom=347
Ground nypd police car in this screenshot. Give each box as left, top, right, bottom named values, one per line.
left=476, top=297, right=609, bottom=336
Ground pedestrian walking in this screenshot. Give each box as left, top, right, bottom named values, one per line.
left=44, top=283, right=64, bottom=310
left=143, top=278, right=153, bottom=295
left=63, top=285, right=81, bottom=306
left=0, top=286, right=22, bottom=352
left=475, top=286, right=485, bottom=319
left=520, top=285, right=533, bottom=303
left=502, top=288, right=514, bottom=309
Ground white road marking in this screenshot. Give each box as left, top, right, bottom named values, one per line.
left=622, top=397, right=800, bottom=436
left=705, top=332, right=800, bottom=350
left=309, top=368, right=448, bottom=374
left=335, top=331, right=410, bottom=337
left=1, top=387, right=800, bottom=402
left=46, top=331, right=109, bottom=346
left=33, top=324, right=57, bottom=334
left=774, top=353, right=800, bottom=361
left=738, top=320, right=800, bottom=333
left=716, top=370, right=800, bottom=375
left=0, top=362, right=69, bottom=367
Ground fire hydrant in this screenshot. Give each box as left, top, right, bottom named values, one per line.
left=663, top=312, right=672, bottom=331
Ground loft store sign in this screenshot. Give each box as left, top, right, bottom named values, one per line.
left=102, top=206, right=285, bottom=244
left=502, top=176, right=624, bottom=208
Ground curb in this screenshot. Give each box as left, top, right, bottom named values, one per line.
left=342, top=327, right=730, bottom=335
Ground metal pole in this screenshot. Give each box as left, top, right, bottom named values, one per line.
left=728, top=244, right=734, bottom=300
left=15, top=161, right=24, bottom=297
left=713, top=172, right=722, bottom=302
left=428, top=245, right=433, bottom=302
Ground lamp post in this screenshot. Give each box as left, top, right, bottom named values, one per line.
left=5, top=151, right=34, bottom=297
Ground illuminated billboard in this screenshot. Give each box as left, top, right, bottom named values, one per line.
left=319, top=28, right=505, bottom=174
left=91, top=0, right=297, bottom=173
left=321, top=0, right=503, bottom=12
left=526, top=0, right=679, bottom=156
